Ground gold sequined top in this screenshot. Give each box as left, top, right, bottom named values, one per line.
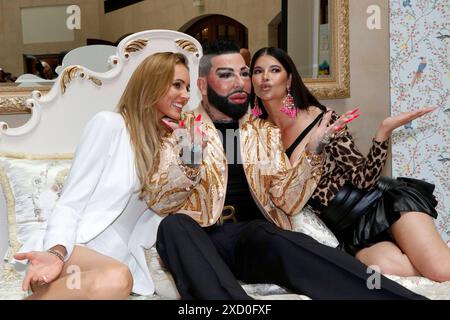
left=146, top=111, right=227, bottom=226
left=166, top=108, right=324, bottom=230
left=239, top=113, right=325, bottom=230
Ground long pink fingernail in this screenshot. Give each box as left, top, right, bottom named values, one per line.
left=345, top=114, right=360, bottom=123
left=179, top=120, right=185, bottom=128
left=350, top=108, right=360, bottom=115
left=195, top=114, right=202, bottom=122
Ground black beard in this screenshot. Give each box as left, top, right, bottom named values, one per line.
left=207, top=86, right=249, bottom=121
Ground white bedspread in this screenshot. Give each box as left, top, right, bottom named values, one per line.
left=1, top=248, right=449, bottom=300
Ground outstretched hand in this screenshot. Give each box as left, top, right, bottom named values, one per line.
left=14, top=251, right=64, bottom=292
left=376, top=107, right=437, bottom=141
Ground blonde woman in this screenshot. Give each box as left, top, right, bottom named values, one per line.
left=14, top=52, right=205, bottom=299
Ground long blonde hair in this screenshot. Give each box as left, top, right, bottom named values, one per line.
left=118, top=52, right=188, bottom=199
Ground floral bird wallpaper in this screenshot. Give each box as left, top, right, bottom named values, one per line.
left=390, top=0, right=449, bottom=244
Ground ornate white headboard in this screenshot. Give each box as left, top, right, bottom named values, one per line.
left=0, top=29, right=202, bottom=261
left=0, top=29, right=202, bottom=153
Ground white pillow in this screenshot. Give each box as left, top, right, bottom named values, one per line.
left=0, top=153, right=72, bottom=262
left=145, top=247, right=180, bottom=299
left=290, top=205, right=339, bottom=248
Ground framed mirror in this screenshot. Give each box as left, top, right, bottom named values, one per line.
left=282, top=0, right=349, bottom=99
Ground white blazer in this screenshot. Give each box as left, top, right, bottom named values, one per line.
left=17, top=111, right=169, bottom=295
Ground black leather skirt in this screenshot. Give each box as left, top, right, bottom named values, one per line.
left=319, top=177, right=438, bottom=255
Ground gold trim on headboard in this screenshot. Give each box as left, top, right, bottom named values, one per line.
left=88, top=76, right=103, bottom=87
left=60, top=66, right=102, bottom=94
left=125, top=39, right=149, bottom=54
left=175, top=39, right=200, bottom=57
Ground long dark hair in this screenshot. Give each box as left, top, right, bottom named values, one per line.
left=249, top=47, right=325, bottom=119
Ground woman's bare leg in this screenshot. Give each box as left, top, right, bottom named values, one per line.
left=356, top=241, right=420, bottom=277
left=26, top=246, right=133, bottom=300
left=390, top=211, right=450, bottom=282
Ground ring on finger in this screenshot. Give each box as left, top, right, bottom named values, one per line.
left=320, top=133, right=332, bottom=144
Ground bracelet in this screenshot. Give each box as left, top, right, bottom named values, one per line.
left=47, top=249, right=65, bottom=262
left=305, top=150, right=324, bottom=167
left=179, top=162, right=201, bottom=180
left=177, top=150, right=201, bottom=180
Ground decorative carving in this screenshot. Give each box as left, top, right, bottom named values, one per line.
left=125, top=39, right=149, bottom=54
left=88, top=76, right=102, bottom=87
left=61, top=66, right=82, bottom=93
left=0, top=96, right=30, bottom=114
left=60, top=66, right=102, bottom=94
left=175, top=39, right=199, bottom=57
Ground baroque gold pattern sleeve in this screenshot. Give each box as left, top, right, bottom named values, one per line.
left=179, top=122, right=227, bottom=227
left=266, top=146, right=324, bottom=216
left=240, top=114, right=324, bottom=230
left=146, top=132, right=202, bottom=216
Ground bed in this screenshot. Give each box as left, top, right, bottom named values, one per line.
left=0, top=29, right=449, bottom=300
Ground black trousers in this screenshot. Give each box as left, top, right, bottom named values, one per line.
left=156, top=214, right=426, bottom=300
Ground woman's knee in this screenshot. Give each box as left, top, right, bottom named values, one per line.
left=420, top=260, right=450, bottom=282
left=355, top=243, right=417, bottom=276
left=88, top=264, right=133, bottom=299
left=356, top=244, right=390, bottom=266
left=356, top=251, right=392, bottom=274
